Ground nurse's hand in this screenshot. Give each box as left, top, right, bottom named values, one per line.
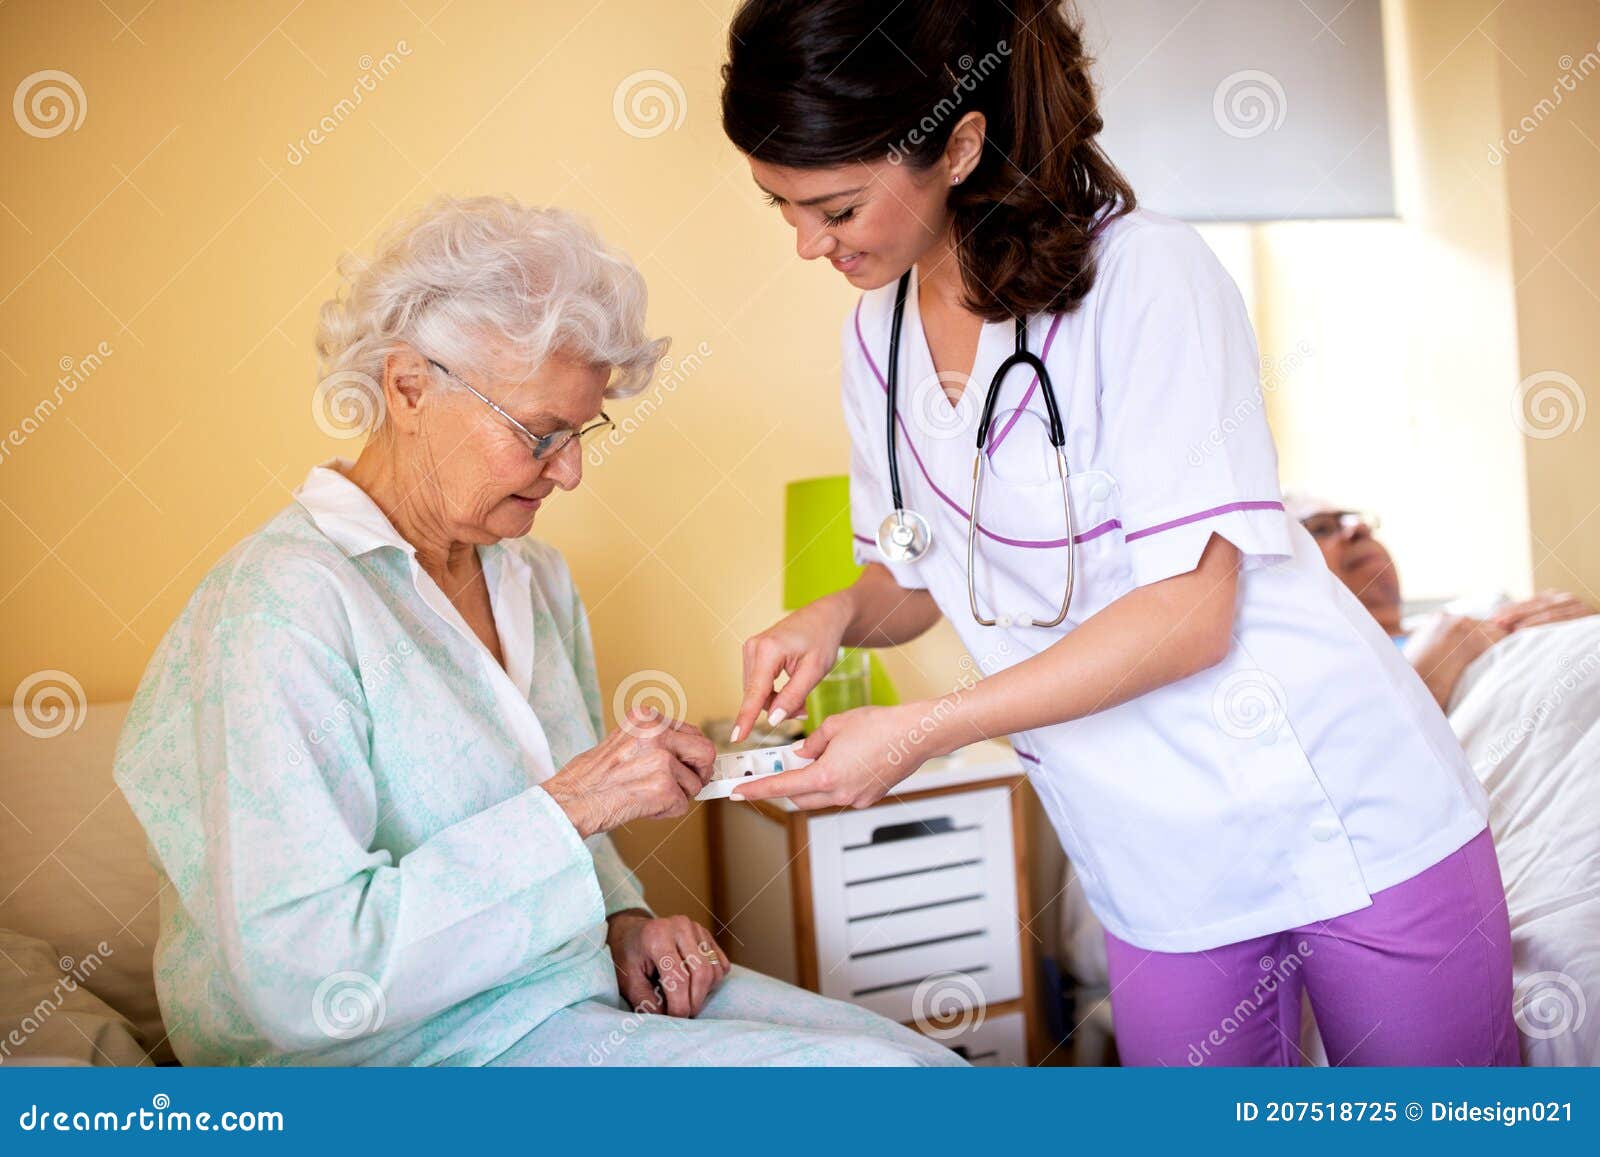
left=544, top=709, right=716, bottom=837
left=731, top=592, right=855, bottom=742
left=728, top=705, right=927, bottom=809
left=606, top=910, right=730, bottom=1018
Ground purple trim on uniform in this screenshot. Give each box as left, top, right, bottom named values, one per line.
left=856, top=303, right=1089, bottom=551
left=1014, top=748, right=1041, bottom=766
left=1123, top=500, right=1285, bottom=542
left=853, top=304, right=1283, bottom=554
left=853, top=532, right=874, bottom=547
left=985, top=313, right=1066, bottom=456
left=1074, top=518, right=1122, bottom=544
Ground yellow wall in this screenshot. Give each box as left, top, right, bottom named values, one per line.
left=0, top=0, right=984, bottom=926
left=5, top=1, right=1595, bottom=942
left=1252, top=0, right=1534, bottom=604
left=1253, top=0, right=1599, bottom=606
left=1491, top=0, right=1600, bottom=604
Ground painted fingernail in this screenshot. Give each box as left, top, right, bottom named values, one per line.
left=767, top=708, right=787, bottom=725
left=728, top=725, right=742, bottom=743
left=729, top=792, right=744, bottom=801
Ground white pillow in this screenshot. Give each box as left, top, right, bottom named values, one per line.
left=0, top=929, right=149, bottom=1067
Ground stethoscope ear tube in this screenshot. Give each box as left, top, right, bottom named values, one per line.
left=880, top=272, right=934, bottom=564
left=885, top=272, right=912, bottom=513
left=974, top=323, right=1066, bottom=452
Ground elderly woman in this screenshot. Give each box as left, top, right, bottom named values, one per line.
left=113, top=196, right=961, bottom=1067
left=1285, top=494, right=1597, bottom=709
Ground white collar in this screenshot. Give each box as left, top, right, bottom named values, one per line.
left=292, top=459, right=541, bottom=706
left=293, top=458, right=418, bottom=559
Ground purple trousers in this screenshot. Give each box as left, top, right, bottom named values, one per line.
left=1103, top=825, right=1520, bottom=1066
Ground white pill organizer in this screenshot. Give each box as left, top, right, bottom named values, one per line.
left=695, top=743, right=812, bottom=801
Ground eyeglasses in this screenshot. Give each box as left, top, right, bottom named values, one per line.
left=1300, top=510, right=1380, bottom=540
left=426, top=358, right=613, bottom=462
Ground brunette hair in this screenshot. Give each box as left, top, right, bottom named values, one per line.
left=721, top=0, right=1136, bottom=322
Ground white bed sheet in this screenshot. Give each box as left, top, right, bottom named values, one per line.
left=1448, top=615, right=1600, bottom=1066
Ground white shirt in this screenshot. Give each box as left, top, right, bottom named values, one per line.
left=842, top=209, right=1489, bottom=953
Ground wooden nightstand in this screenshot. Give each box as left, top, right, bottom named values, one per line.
left=707, top=740, right=1041, bottom=1065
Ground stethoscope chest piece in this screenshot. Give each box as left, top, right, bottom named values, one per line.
left=877, top=508, right=932, bottom=564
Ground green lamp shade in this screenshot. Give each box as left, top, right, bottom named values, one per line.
left=782, top=475, right=898, bottom=710
left=783, top=475, right=863, bottom=611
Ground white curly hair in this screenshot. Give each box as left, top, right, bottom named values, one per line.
left=315, top=195, right=667, bottom=420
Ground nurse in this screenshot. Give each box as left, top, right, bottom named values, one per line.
left=719, top=0, right=1520, bottom=1066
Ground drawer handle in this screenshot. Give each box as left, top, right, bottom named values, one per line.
left=852, top=816, right=962, bottom=849
left=847, top=857, right=983, bottom=888
left=853, top=963, right=989, bottom=998
left=848, top=892, right=986, bottom=923
left=850, top=928, right=986, bottom=960
left=951, top=1046, right=999, bottom=1061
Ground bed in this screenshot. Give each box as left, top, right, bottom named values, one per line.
left=1446, top=615, right=1600, bottom=1065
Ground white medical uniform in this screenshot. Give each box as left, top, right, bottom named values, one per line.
left=843, top=209, right=1489, bottom=953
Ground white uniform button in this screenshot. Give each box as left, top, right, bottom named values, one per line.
left=1311, top=819, right=1342, bottom=843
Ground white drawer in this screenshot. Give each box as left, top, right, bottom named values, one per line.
left=809, top=787, right=1022, bottom=1024
left=844, top=861, right=988, bottom=918
left=933, top=1009, right=1029, bottom=1067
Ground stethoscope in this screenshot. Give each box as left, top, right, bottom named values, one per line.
left=876, top=271, right=1076, bottom=628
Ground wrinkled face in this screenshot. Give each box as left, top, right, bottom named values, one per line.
left=1303, top=505, right=1400, bottom=610
left=393, top=340, right=608, bottom=545
left=746, top=156, right=952, bottom=289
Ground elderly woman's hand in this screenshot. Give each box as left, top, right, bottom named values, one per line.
left=1491, top=590, right=1597, bottom=633
left=606, top=910, right=730, bottom=1017
left=543, top=709, right=716, bottom=837
left=1403, top=614, right=1507, bottom=710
